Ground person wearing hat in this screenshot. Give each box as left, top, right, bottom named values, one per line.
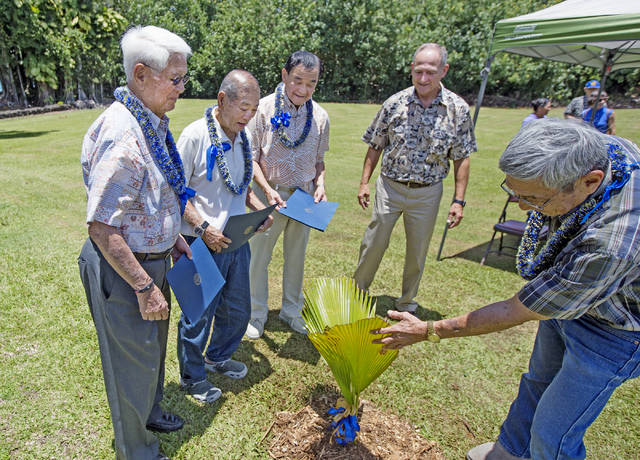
left=564, top=79, right=600, bottom=120
left=582, top=91, right=616, bottom=135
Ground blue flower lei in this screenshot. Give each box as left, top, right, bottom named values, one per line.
left=516, top=143, right=640, bottom=280
left=204, top=106, right=253, bottom=195
left=113, top=86, right=194, bottom=215
left=270, top=82, right=313, bottom=148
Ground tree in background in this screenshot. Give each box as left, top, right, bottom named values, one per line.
left=1, top=0, right=638, bottom=108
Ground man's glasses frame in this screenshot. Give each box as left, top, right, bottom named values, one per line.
left=500, top=179, right=559, bottom=211
left=142, top=63, right=189, bottom=86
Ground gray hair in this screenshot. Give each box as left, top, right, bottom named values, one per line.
left=499, top=118, right=609, bottom=190
left=121, top=26, right=192, bottom=82
left=412, top=43, right=448, bottom=69
left=219, top=69, right=260, bottom=101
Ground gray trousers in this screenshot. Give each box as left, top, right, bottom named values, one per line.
left=78, top=238, right=170, bottom=460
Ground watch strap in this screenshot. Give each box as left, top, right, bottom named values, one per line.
left=452, top=198, right=466, bottom=207
left=135, top=280, right=154, bottom=294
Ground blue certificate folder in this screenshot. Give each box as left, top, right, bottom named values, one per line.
left=278, top=188, right=339, bottom=231
left=166, top=237, right=225, bottom=324
left=220, top=204, right=277, bottom=253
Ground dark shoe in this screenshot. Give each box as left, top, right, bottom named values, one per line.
left=157, top=453, right=170, bottom=460
left=146, top=411, right=184, bottom=433
left=204, top=358, right=248, bottom=379
left=180, top=378, right=222, bottom=403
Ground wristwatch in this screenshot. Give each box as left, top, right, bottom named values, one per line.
left=426, top=321, right=441, bottom=343
left=194, top=220, right=210, bottom=237
left=452, top=198, right=466, bottom=207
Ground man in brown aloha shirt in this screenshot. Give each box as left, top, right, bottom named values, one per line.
left=354, top=42, right=477, bottom=313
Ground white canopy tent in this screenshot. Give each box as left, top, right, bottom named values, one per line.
left=473, top=0, right=640, bottom=125
left=437, top=0, right=640, bottom=261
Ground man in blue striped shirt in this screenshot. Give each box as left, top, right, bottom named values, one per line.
left=373, top=118, right=640, bottom=460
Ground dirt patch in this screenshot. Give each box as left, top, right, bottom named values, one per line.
left=267, top=393, right=445, bottom=460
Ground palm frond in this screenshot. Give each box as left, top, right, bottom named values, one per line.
left=302, top=277, right=375, bottom=334
left=302, top=278, right=398, bottom=410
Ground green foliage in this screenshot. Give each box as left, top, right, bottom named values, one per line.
left=0, top=102, right=639, bottom=459
left=3, top=0, right=639, bottom=106
left=302, top=278, right=398, bottom=410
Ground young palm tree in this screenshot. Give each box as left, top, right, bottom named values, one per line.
left=302, top=278, right=399, bottom=444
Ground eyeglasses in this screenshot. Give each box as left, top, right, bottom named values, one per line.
left=142, top=63, right=189, bottom=86
left=169, top=74, right=190, bottom=86
left=500, top=179, right=559, bottom=211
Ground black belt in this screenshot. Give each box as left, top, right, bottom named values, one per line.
left=391, top=179, right=430, bottom=188
left=271, top=183, right=299, bottom=193
left=133, top=249, right=171, bottom=262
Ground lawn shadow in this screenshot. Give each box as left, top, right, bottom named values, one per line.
left=372, top=295, right=443, bottom=321
left=157, top=342, right=273, bottom=454
left=0, top=129, right=58, bottom=140
left=261, top=310, right=321, bottom=365
left=437, top=237, right=520, bottom=274
left=211, top=339, right=274, bottom=395
left=158, top=382, right=226, bottom=456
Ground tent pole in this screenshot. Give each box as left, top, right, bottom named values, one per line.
left=589, top=50, right=614, bottom=124
left=473, top=54, right=495, bottom=127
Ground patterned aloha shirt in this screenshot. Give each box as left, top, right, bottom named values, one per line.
left=564, top=95, right=590, bottom=118
left=248, top=92, right=330, bottom=189
left=519, top=136, right=640, bottom=331
left=81, top=98, right=181, bottom=253
left=363, top=85, right=477, bottom=184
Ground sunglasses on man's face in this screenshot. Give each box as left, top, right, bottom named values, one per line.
left=169, top=74, right=190, bottom=86
left=142, top=63, right=189, bottom=86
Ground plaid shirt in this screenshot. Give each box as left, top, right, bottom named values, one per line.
left=362, top=85, right=476, bottom=185
left=519, top=136, right=640, bottom=331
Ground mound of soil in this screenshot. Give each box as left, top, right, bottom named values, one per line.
left=267, top=393, right=445, bottom=460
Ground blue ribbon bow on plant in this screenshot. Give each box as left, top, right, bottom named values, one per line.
left=328, top=406, right=360, bottom=445
left=206, top=142, right=231, bottom=181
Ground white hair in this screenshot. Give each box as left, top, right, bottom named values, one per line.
left=499, top=118, right=609, bottom=191
left=121, top=26, right=192, bottom=82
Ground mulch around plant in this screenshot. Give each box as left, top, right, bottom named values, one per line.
left=266, top=393, right=445, bottom=460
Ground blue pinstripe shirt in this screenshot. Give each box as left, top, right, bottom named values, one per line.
left=519, top=137, right=640, bottom=331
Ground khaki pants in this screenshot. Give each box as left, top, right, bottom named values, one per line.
left=249, top=185, right=311, bottom=324
left=353, top=175, right=442, bottom=309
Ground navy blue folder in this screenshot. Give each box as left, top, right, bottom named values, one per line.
left=278, top=188, right=339, bottom=231
left=166, top=237, right=225, bottom=324
left=220, top=204, right=277, bottom=253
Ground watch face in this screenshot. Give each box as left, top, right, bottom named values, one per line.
left=194, top=226, right=203, bottom=236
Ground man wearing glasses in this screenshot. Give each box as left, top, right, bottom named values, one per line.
left=374, top=118, right=640, bottom=460
left=79, top=26, right=192, bottom=460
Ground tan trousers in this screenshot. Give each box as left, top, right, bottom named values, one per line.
left=353, top=175, right=443, bottom=309
left=249, top=185, right=312, bottom=324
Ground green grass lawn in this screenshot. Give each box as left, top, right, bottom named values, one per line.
left=1, top=101, right=639, bottom=459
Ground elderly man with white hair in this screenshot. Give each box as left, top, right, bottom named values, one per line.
left=79, top=26, right=192, bottom=460
left=373, top=118, right=640, bottom=460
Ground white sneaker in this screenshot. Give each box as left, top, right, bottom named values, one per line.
left=245, top=320, right=264, bottom=339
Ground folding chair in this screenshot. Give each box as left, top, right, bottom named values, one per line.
left=480, top=195, right=547, bottom=265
